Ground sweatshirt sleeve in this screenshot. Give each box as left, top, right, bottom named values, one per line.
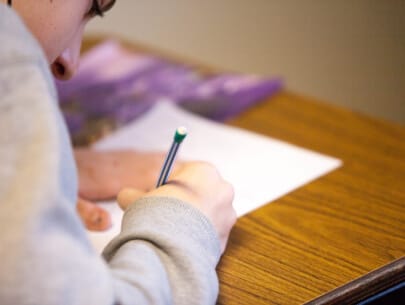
left=103, top=197, right=221, bottom=305
left=0, top=4, right=221, bottom=305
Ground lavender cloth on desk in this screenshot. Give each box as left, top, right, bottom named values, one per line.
left=56, top=40, right=282, bottom=144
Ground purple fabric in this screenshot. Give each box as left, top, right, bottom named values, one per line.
left=56, top=40, right=283, bottom=141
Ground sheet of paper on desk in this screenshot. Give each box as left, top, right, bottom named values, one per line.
left=88, top=102, right=342, bottom=253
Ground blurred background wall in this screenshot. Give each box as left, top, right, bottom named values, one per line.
left=86, top=0, right=405, bottom=124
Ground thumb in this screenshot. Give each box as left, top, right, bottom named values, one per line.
left=117, top=187, right=145, bottom=210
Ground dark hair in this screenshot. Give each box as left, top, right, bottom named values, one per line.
left=8, top=0, right=12, bottom=6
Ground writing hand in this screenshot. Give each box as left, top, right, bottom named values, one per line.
left=117, top=162, right=237, bottom=253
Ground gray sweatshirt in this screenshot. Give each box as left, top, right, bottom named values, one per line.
left=0, top=4, right=221, bottom=305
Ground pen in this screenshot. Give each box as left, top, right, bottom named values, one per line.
left=156, top=126, right=187, bottom=187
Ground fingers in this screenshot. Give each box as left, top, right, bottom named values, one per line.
left=75, top=149, right=170, bottom=201
left=117, top=188, right=145, bottom=210
left=76, top=197, right=112, bottom=231
left=144, top=161, right=236, bottom=254
left=177, top=162, right=237, bottom=254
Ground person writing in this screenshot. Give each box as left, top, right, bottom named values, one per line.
left=0, top=1, right=236, bottom=304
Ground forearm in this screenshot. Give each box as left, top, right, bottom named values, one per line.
left=104, top=197, right=221, bottom=305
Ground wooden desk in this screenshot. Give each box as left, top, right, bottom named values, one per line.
left=222, top=92, right=404, bottom=304
left=82, top=38, right=405, bottom=304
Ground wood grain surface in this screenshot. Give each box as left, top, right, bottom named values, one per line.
left=221, top=92, right=404, bottom=304
left=82, top=37, right=405, bottom=305
left=306, top=257, right=405, bottom=304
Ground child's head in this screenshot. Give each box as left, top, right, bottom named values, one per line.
left=4, top=0, right=115, bottom=80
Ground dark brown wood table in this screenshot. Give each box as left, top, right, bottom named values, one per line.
left=82, top=37, right=405, bottom=305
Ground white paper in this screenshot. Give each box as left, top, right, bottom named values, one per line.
left=88, top=102, right=342, bottom=252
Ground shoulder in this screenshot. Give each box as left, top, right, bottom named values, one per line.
left=0, top=4, right=47, bottom=65
left=0, top=4, right=77, bottom=204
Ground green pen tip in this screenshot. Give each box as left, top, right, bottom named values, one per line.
left=174, top=126, right=187, bottom=143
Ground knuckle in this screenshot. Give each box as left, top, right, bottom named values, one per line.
left=191, top=161, right=220, bottom=175
left=227, top=212, right=237, bottom=230
left=196, top=161, right=216, bottom=170
left=231, top=208, right=237, bottom=223
left=224, top=181, right=235, bottom=199
left=189, top=160, right=208, bottom=166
